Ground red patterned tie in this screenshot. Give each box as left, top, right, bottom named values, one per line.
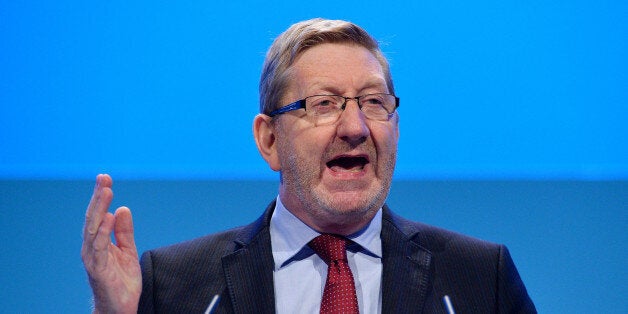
left=309, top=234, right=360, bottom=314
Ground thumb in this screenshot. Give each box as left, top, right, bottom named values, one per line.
left=113, top=206, right=137, bottom=252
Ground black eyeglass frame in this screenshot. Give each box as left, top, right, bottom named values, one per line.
left=267, top=93, right=400, bottom=119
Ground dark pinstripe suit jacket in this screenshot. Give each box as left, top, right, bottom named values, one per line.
left=138, top=202, right=536, bottom=313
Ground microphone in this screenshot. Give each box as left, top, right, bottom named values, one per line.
left=204, top=294, right=221, bottom=314
left=442, top=295, right=456, bottom=314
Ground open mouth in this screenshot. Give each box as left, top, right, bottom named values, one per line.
left=326, top=155, right=369, bottom=173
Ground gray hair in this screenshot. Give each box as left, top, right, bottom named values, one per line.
left=259, top=18, right=395, bottom=114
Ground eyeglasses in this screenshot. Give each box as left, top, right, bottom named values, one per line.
left=268, top=93, right=400, bottom=125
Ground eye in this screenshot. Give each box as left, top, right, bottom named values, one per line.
left=307, top=95, right=340, bottom=115
left=359, top=94, right=391, bottom=118
left=360, top=94, right=385, bottom=106
left=316, top=99, right=334, bottom=107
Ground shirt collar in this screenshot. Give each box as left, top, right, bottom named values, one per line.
left=270, top=196, right=382, bottom=270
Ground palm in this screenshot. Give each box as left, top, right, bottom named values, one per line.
left=91, top=233, right=142, bottom=311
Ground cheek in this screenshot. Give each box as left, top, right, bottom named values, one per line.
left=279, top=124, right=331, bottom=165
left=296, top=133, right=329, bottom=163
left=371, top=124, right=399, bottom=153
left=295, top=124, right=335, bottom=150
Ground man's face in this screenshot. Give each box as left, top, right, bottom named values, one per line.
left=272, top=43, right=399, bottom=234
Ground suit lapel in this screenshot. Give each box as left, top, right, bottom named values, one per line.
left=221, top=204, right=276, bottom=314
left=381, top=207, right=433, bottom=313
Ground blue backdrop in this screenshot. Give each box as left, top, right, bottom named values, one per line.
left=2, top=1, right=626, bottom=179
left=1, top=1, right=626, bottom=313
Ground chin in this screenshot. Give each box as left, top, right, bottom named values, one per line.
left=318, top=191, right=382, bottom=217
left=297, top=189, right=386, bottom=235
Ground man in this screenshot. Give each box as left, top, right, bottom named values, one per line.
left=82, top=18, right=536, bottom=313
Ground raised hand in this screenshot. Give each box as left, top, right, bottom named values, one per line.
left=81, top=174, right=142, bottom=313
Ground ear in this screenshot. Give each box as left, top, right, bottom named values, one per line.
left=253, top=114, right=281, bottom=171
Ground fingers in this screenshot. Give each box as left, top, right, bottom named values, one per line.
left=91, top=212, right=115, bottom=270
left=82, top=174, right=115, bottom=268
left=83, top=174, right=113, bottom=240
left=113, top=207, right=137, bottom=253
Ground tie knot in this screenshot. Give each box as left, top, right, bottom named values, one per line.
left=309, top=234, right=350, bottom=264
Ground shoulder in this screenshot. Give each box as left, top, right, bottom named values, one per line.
left=382, top=205, right=503, bottom=260
left=381, top=207, right=535, bottom=311
left=142, top=202, right=274, bottom=266
left=142, top=201, right=275, bottom=265
left=138, top=210, right=271, bottom=312
left=141, top=225, right=248, bottom=266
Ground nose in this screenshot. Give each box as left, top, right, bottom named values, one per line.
left=336, top=99, right=370, bottom=146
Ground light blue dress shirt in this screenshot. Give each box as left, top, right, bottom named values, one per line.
left=270, top=197, right=383, bottom=313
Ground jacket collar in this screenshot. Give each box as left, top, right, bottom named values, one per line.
left=220, top=202, right=434, bottom=313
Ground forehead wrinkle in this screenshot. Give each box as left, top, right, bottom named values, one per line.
left=298, top=75, right=388, bottom=97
